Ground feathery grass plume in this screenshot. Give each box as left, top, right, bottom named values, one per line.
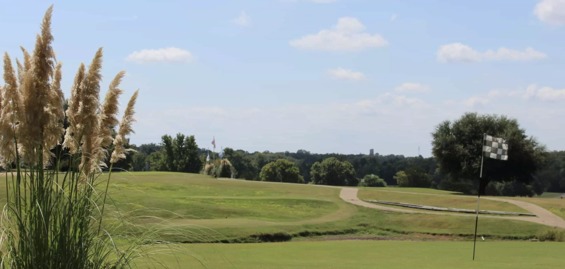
left=92, top=71, right=125, bottom=170
left=110, top=90, right=138, bottom=164
left=43, top=62, right=65, bottom=163
left=99, top=71, right=125, bottom=148
left=2, top=6, right=141, bottom=268
left=19, top=5, right=56, bottom=163
left=77, top=48, right=103, bottom=176
left=62, top=63, right=85, bottom=153
left=20, top=46, right=31, bottom=72
left=0, top=53, right=24, bottom=165
left=15, top=59, right=24, bottom=85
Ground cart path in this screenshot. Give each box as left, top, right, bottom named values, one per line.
left=339, top=187, right=565, bottom=229
left=482, top=196, right=565, bottom=229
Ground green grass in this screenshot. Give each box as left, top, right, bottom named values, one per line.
left=95, top=172, right=549, bottom=243
left=134, top=240, right=565, bottom=269
left=1, top=172, right=551, bottom=244
left=358, top=187, right=529, bottom=213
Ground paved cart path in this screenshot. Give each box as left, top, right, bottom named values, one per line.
left=339, top=187, right=565, bottom=229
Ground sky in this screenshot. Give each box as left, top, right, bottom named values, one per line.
left=1, top=0, right=565, bottom=157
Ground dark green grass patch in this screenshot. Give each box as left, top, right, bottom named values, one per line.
left=135, top=240, right=565, bottom=269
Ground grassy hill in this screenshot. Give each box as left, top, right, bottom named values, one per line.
left=87, top=172, right=548, bottom=243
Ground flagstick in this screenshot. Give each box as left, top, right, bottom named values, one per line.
left=473, top=134, right=486, bottom=261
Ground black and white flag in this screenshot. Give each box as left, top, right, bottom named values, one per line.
left=483, top=134, right=508, bottom=161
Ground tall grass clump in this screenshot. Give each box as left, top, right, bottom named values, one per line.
left=0, top=6, right=140, bottom=268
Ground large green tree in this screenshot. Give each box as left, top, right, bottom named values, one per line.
left=310, top=157, right=357, bottom=186
left=431, top=113, right=545, bottom=194
left=161, top=133, right=202, bottom=173
left=260, top=159, right=304, bottom=183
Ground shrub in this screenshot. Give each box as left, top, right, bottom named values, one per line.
left=359, top=174, right=387, bottom=187
left=536, top=229, right=565, bottom=242
left=204, top=158, right=236, bottom=178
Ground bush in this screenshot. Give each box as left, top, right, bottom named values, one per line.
left=203, top=159, right=236, bottom=178
left=485, top=181, right=535, bottom=197
left=536, top=229, right=565, bottom=242
left=250, top=232, right=292, bottom=242
left=359, top=174, right=387, bottom=187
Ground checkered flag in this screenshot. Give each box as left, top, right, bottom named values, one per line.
left=483, top=134, right=508, bottom=161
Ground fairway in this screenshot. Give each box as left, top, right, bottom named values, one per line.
left=0, top=171, right=556, bottom=243
left=90, top=172, right=555, bottom=243
left=135, top=240, right=565, bottom=269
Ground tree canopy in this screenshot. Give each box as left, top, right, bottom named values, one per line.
left=161, top=133, right=202, bottom=173
left=431, top=112, right=545, bottom=194
left=310, top=157, right=357, bottom=186
left=259, top=159, right=304, bottom=183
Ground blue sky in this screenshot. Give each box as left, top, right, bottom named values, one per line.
left=2, top=0, right=565, bottom=156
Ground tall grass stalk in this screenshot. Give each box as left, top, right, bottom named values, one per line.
left=0, top=6, right=139, bottom=268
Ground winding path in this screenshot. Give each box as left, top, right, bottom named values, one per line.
left=339, top=187, right=565, bottom=229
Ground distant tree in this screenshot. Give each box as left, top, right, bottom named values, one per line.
left=359, top=174, right=387, bottom=187
left=310, top=157, right=357, bottom=186
left=146, top=150, right=167, bottom=171
left=137, top=143, right=161, bottom=155
left=393, top=171, right=408, bottom=186
left=130, top=151, right=147, bottom=171
left=393, top=169, right=432, bottom=187
left=161, top=133, right=202, bottom=173
left=432, top=113, right=546, bottom=195
left=260, top=159, right=304, bottom=183
left=536, top=151, right=565, bottom=193
left=351, top=156, right=380, bottom=179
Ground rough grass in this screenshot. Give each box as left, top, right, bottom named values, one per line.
left=134, top=240, right=565, bottom=269
left=358, top=187, right=529, bottom=213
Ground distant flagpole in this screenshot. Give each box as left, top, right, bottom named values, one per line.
left=473, top=134, right=486, bottom=261
left=211, top=137, right=216, bottom=160
left=473, top=133, right=509, bottom=261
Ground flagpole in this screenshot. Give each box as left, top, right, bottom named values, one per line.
left=473, top=133, right=486, bottom=261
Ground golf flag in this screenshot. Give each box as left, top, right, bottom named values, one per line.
left=206, top=152, right=210, bottom=162
left=211, top=137, right=216, bottom=149
left=483, top=134, right=508, bottom=161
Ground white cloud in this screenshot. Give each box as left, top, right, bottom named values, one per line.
left=457, top=85, right=565, bottom=109
left=483, top=47, right=547, bottom=61
left=463, top=96, right=490, bottom=107
left=437, top=43, right=547, bottom=63
left=395, top=83, right=430, bottom=93
left=437, top=43, right=481, bottom=63
left=390, top=14, right=398, bottom=22
left=524, top=84, right=565, bottom=101
left=328, top=68, right=365, bottom=80
left=534, top=0, right=565, bottom=25
left=233, top=11, right=251, bottom=27
left=289, top=17, right=387, bottom=51
left=126, top=47, right=193, bottom=63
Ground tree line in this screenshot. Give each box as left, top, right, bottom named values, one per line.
left=114, top=134, right=436, bottom=188
left=109, top=113, right=565, bottom=196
